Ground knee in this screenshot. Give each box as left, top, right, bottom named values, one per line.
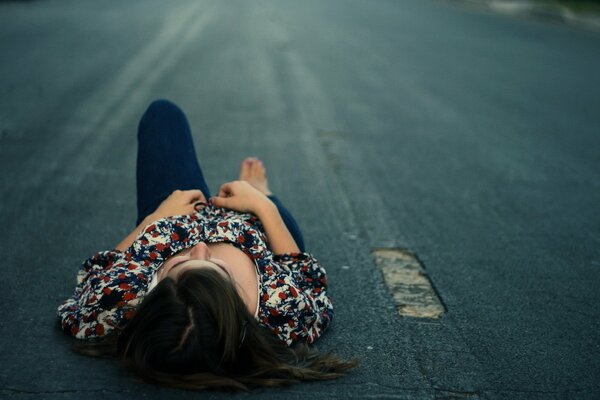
left=138, top=99, right=185, bottom=134
left=144, top=99, right=183, bottom=118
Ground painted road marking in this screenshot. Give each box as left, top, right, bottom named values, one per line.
left=372, top=248, right=445, bottom=318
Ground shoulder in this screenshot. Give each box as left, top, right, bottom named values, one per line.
left=58, top=250, right=153, bottom=339
left=256, top=254, right=333, bottom=346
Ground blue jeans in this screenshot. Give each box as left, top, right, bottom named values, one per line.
left=135, top=99, right=305, bottom=252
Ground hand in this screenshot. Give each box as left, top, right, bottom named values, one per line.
left=151, top=189, right=206, bottom=220
left=210, top=180, right=273, bottom=215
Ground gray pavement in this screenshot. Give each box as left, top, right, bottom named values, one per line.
left=1, top=0, right=600, bottom=398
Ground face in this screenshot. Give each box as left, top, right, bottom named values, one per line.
left=157, top=242, right=231, bottom=282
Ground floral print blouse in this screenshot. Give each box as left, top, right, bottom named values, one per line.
left=57, top=203, right=333, bottom=346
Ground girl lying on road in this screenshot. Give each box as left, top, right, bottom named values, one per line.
left=57, top=99, right=356, bottom=390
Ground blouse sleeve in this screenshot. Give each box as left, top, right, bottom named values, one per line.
left=57, top=251, right=145, bottom=339
left=264, top=252, right=333, bottom=345
left=272, top=252, right=329, bottom=293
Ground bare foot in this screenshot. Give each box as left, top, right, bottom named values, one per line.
left=239, top=157, right=272, bottom=195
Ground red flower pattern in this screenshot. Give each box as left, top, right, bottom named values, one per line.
left=58, top=205, right=332, bottom=346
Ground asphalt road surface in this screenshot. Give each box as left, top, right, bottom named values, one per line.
left=1, top=0, right=599, bottom=399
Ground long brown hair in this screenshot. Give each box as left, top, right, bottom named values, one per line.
left=74, top=269, right=357, bottom=390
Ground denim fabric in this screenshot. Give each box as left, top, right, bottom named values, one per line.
left=135, top=99, right=305, bottom=252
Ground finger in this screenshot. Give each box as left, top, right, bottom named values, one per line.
left=218, top=182, right=234, bottom=197
left=182, top=189, right=205, bottom=202
left=210, top=196, right=229, bottom=208
left=195, top=191, right=207, bottom=202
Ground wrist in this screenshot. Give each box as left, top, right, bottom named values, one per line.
left=253, top=197, right=277, bottom=219
left=141, top=213, right=160, bottom=226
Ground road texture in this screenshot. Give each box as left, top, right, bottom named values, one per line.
left=1, top=0, right=599, bottom=399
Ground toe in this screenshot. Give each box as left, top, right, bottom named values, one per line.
left=252, top=158, right=265, bottom=176
left=239, top=157, right=254, bottom=179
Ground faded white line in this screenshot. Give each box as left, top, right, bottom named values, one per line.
left=373, top=248, right=445, bottom=318
left=73, top=1, right=213, bottom=137
left=39, top=1, right=215, bottom=186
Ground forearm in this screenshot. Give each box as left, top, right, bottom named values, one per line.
left=115, top=213, right=158, bottom=251
left=255, top=201, right=300, bottom=255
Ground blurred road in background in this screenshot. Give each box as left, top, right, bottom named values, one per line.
left=1, top=0, right=599, bottom=398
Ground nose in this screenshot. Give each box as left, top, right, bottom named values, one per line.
left=189, top=242, right=210, bottom=260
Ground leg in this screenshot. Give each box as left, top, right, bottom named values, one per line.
left=238, top=157, right=306, bottom=252
left=136, top=99, right=210, bottom=225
